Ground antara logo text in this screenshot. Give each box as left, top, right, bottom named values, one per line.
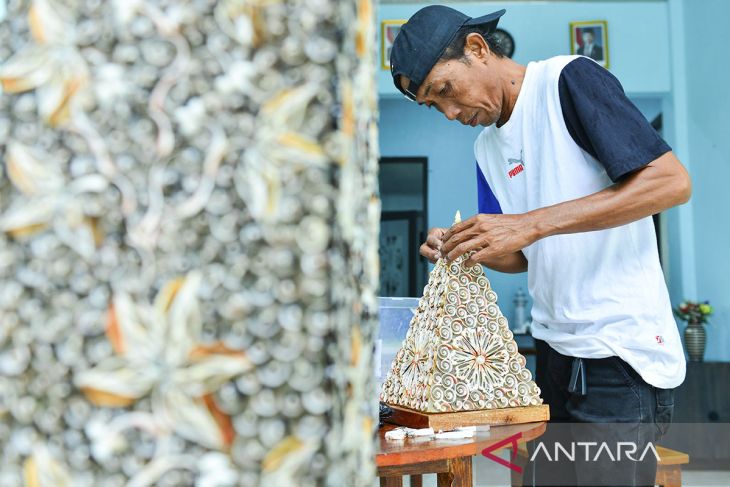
left=480, top=432, right=661, bottom=473
left=530, top=440, right=660, bottom=463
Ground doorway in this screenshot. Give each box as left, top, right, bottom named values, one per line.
left=379, top=157, right=428, bottom=297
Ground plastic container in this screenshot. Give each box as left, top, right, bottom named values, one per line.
left=376, top=296, right=420, bottom=389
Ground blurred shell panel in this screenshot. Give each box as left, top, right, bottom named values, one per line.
left=0, top=0, right=379, bottom=484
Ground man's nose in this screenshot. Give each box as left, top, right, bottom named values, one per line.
left=444, top=106, right=460, bottom=121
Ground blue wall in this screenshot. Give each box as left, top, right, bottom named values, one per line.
left=378, top=0, right=730, bottom=361
left=379, top=94, right=666, bottom=326
left=377, top=1, right=672, bottom=98
left=682, top=0, right=730, bottom=361
left=377, top=1, right=676, bottom=328
left=378, top=98, right=529, bottom=321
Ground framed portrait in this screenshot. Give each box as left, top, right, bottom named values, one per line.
left=570, top=20, right=609, bottom=68
left=381, top=20, right=406, bottom=70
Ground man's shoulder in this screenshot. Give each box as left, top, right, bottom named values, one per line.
left=474, top=127, right=494, bottom=158
left=534, top=55, right=585, bottom=78
left=532, top=56, right=610, bottom=98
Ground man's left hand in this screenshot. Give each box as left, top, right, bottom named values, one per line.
left=441, top=213, right=538, bottom=266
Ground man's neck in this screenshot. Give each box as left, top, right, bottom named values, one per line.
left=496, top=59, right=527, bottom=128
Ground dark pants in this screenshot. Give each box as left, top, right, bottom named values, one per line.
left=523, top=339, right=675, bottom=487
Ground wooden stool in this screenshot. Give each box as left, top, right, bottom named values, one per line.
left=511, top=443, right=689, bottom=487
left=655, top=446, right=690, bottom=487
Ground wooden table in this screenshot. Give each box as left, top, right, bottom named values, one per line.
left=376, top=421, right=547, bottom=487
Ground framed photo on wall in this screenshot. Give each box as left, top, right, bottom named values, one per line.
left=381, top=20, right=406, bottom=70
left=570, top=20, right=609, bottom=68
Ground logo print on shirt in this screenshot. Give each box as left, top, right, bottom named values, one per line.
left=507, top=149, right=525, bottom=179
left=655, top=335, right=664, bottom=345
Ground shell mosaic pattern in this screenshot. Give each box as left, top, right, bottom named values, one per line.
left=0, top=0, right=380, bottom=485
left=380, top=220, right=542, bottom=413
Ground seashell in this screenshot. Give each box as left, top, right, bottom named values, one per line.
left=280, top=392, right=303, bottom=418
left=0, top=45, right=52, bottom=94
left=304, top=36, right=336, bottom=64
left=140, top=39, right=175, bottom=67
left=0, top=345, right=31, bottom=376
left=301, top=388, right=331, bottom=415
left=5, top=141, right=64, bottom=196
left=11, top=395, right=37, bottom=424
left=27, top=0, right=75, bottom=45
left=230, top=409, right=258, bottom=442
left=287, top=359, right=324, bottom=392
left=0, top=196, right=55, bottom=238
left=93, top=63, right=131, bottom=106
left=214, top=381, right=241, bottom=416
left=34, top=402, right=64, bottom=434
left=22, top=443, right=73, bottom=487
left=38, top=62, right=88, bottom=126
left=257, top=418, right=286, bottom=449
left=269, top=331, right=304, bottom=362
left=249, top=388, right=278, bottom=417
left=256, top=360, right=290, bottom=388
left=197, top=452, right=239, bottom=486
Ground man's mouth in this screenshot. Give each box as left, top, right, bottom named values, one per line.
left=468, top=113, right=478, bottom=127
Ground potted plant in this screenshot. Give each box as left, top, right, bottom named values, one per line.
left=674, top=300, right=714, bottom=362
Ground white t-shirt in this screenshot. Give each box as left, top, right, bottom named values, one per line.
left=474, top=55, right=685, bottom=389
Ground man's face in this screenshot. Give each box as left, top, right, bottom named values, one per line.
left=582, top=31, right=594, bottom=44
left=399, top=34, right=505, bottom=128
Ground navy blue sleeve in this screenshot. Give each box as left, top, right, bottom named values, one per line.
left=558, top=57, right=671, bottom=182
left=476, top=162, right=502, bottom=214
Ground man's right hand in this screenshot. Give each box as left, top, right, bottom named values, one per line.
left=420, top=227, right=447, bottom=263
left=420, top=225, right=528, bottom=272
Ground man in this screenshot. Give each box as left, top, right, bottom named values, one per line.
left=390, top=5, right=689, bottom=486
left=577, top=28, right=603, bottom=61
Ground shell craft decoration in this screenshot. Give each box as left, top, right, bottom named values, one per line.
left=380, top=212, right=543, bottom=413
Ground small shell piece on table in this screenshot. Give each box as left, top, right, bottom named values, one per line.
left=434, top=429, right=474, bottom=440
left=384, top=428, right=406, bottom=441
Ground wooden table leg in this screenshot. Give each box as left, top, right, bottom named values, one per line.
left=437, top=456, right=473, bottom=487
left=410, top=474, right=423, bottom=487
left=656, top=465, right=682, bottom=487
left=379, top=476, right=403, bottom=487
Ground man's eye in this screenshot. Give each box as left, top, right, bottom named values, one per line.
left=439, top=85, right=449, bottom=96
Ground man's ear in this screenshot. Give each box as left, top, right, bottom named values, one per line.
left=464, top=32, right=490, bottom=61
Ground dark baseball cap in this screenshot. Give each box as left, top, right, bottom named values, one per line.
left=390, top=6, right=506, bottom=101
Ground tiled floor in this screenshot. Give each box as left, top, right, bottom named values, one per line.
left=682, top=470, right=730, bottom=486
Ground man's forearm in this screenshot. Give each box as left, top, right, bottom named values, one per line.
left=478, top=251, right=527, bottom=273
left=441, top=152, right=691, bottom=265
left=527, top=151, right=691, bottom=240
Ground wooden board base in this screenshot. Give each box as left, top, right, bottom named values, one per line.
left=385, top=403, right=549, bottom=431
